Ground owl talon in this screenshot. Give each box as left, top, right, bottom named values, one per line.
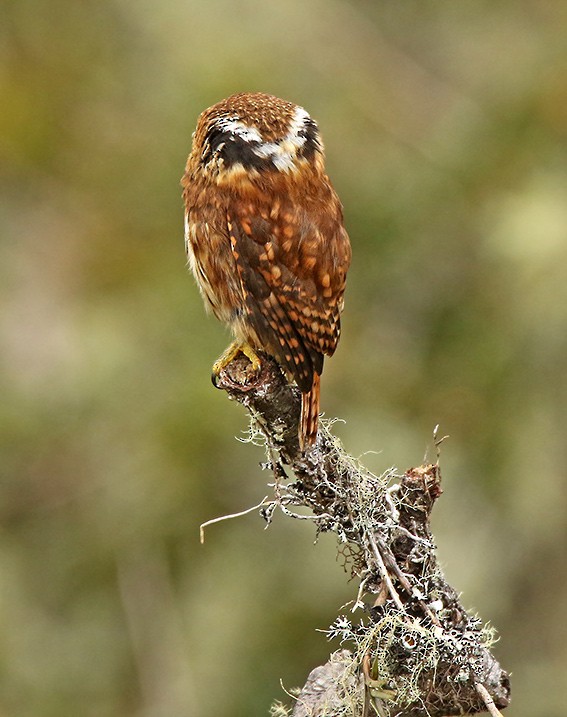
left=211, top=341, right=262, bottom=385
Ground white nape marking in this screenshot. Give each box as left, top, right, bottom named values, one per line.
left=251, top=106, right=313, bottom=172
left=287, top=106, right=311, bottom=145
left=217, top=118, right=263, bottom=143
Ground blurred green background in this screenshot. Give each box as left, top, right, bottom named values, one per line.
left=1, top=1, right=566, bottom=715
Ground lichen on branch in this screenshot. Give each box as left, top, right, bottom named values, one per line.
left=213, top=353, right=511, bottom=717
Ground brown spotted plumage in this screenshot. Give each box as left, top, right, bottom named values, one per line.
left=181, top=92, right=351, bottom=449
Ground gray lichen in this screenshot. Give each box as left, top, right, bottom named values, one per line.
left=215, top=354, right=510, bottom=717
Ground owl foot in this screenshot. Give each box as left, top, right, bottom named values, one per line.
left=211, top=342, right=262, bottom=386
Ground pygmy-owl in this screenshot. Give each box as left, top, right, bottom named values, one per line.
left=181, top=92, right=351, bottom=449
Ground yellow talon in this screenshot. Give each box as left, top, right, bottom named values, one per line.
left=239, top=343, right=262, bottom=372
left=211, top=341, right=262, bottom=381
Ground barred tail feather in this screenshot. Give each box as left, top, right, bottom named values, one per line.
left=300, top=373, right=320, bottom=450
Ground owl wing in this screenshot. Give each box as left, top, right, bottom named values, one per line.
left=226, top=199, right=349, bottom=392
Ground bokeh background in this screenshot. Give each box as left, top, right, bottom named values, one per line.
left=1, top=1, right=566, bottom=715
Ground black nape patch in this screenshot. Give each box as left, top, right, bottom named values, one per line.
left=298, top=118, right=320, bottom=160
left=201, top=126, right=274, bottom=171
left=201, top=116, right=321, bottom=171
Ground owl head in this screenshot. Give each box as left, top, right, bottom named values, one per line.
left=186, top=92, right=325, bottom=183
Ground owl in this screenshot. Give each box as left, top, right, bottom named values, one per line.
left=181, top=92, right=351, bottom=449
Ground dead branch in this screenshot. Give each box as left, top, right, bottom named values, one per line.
left=214, top=353, right=511, bottom=717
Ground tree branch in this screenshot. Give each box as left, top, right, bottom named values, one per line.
left=214, top=353, right=511, bottom=716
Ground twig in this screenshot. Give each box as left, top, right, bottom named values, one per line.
left=366, top=530, right=407, bottom=614
left=199, top=496, right=271, bottom=543
left=476, top=682, right=505, bottom=717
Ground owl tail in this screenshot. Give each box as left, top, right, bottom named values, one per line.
left=300, top=372, right=321, bottom=450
